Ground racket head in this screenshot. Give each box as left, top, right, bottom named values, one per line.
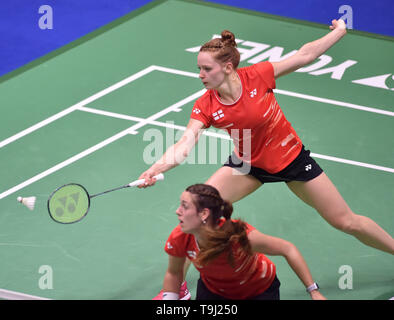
left=47, top=183, right=90, bottom=224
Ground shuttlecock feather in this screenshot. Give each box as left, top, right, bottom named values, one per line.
left=17, top=196, right=36, bottom=211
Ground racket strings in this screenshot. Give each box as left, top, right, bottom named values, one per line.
left=47, top=184, right=90, bottom=224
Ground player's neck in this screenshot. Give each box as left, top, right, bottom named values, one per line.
left=216, top=72, right=241, bottom=104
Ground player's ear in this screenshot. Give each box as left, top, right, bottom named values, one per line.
left=223, top=61, right=234, bottom=74
left=200, top=208, right=211, bottom=223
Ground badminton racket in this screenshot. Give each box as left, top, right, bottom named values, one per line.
left=47, top=174, right=164, bottom=224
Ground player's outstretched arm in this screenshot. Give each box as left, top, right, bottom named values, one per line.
left=138, top=119, right=205, bottom=188
left=272, top=19, right=347, bottom=79
left=248, top=230, right=326, bottom=300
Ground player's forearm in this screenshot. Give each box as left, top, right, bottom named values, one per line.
left=150, top=130, right=197, bottom=173
left=283, top=244, right=315, bottom=289
left=162, top=270, right=183, bottom=298
left=150, top=144, right=182, bottom=173
left=298, top=25, right=347, bottom=63
left=150, top=141, right=190, bottom=173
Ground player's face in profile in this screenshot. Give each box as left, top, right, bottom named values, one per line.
left=176, top=191, right=204, bottom=234
left=197, top=51, right=226, bottom=89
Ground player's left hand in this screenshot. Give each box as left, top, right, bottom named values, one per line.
left=329, top=19, right=347, bottom=31
left=310, top=290, right=327, bottom=300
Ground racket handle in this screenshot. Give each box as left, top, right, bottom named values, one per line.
left=128, top=173, right=164, bottom=187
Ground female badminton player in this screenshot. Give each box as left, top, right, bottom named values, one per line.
left=156, top=184, right=326, bottom=300
left=140, top=19, right=394, bottom=253
left=141, top=19, right=394, bottom=297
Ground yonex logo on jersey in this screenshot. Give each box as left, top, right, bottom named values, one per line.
left=167, top=242, right=173, bottom=250
left=212, top=109, right=224, bottom=120
left=193, top=108, right=201, bottom=114
left=250, top=88, right=257, bottom=98
left=187, top=251, right=197, bottom=259
left=305, top=164, right=312, bottom=171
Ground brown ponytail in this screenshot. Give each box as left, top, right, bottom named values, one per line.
left=200, top=30, right=240, bottom=69
left=185, top=184, right=252, bottom=267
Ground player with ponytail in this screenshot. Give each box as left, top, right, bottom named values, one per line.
left=185, top=183, right=251, bottom=268
left=158, top=184, right=325, bottom=300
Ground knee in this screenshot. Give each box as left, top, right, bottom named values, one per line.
left=327, top=211, right=360, bottom=235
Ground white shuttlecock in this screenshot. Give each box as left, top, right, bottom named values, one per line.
left=17, top=196, right=36, bottom=211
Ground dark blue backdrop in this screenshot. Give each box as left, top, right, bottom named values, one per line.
left=1, top=0, right=393, bottom=77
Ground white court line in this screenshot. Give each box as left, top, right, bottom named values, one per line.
left=78, top=106, right=228, bottom=140
left=153, top=66, right=394, bottom=117
left=148, top=67, right=394, bottom=117
left=0, top=65, right=156, bottom=149
left=310, top=153, right=394, bottom=173
left=274, top=89, right=394, bottom=117
left=80, top=106, right=394, bottom=174
left=153, top=65, right=200, bottom=78
left=0, top=65, right=200, bottom=149
left=125, top=88, right=206, bottom=135
left=0, top=127, right=132, bottom=200
left=0, top=289, right=50, bottom=300
left=0, top=89, right=206, bottom=200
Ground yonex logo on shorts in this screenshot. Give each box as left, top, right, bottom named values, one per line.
left=212, top=109, right=224, bottom=120
left=193, top=108, right=201, bottom=114
left=305, top=164, right=312, bottom=171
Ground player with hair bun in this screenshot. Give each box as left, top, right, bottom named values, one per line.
left=141, top=20, right=394, bottom=298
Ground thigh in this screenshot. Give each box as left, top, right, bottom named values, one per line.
left=286, top=172, right=352, bottom=224
left=205, top=166, right=262, bottom=203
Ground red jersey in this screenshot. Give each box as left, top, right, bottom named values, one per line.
left=191, top=62, right=302, bottom=173
left=164, top=220, right=276, bottom=299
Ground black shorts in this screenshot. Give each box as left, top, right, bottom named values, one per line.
left=223, top=145, right=323, bottom=184
left=196, top=275, right=280, bottom=300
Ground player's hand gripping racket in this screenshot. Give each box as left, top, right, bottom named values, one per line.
left=47, top=174, right=164, bottom=224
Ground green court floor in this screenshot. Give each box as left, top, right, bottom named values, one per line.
left=0, top=0, right=393, bottom=300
